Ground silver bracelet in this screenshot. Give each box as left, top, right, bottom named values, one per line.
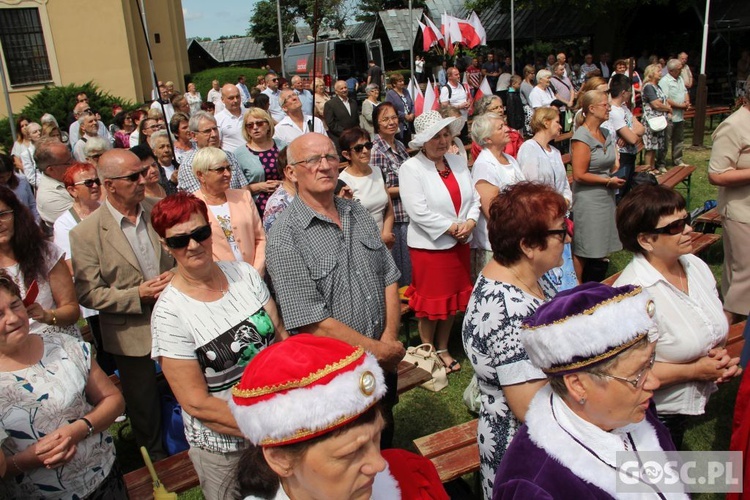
left=78, top=417, right=94, bottom=438
left=11, top=454, right=24, bottom=474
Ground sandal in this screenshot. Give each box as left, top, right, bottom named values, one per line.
left=436, top=349, right=462, bottom=374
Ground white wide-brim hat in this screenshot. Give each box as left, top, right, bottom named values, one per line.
left=409, top=110, right=463, bottom=149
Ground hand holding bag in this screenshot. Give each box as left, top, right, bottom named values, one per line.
left=646, top=115, right=668, bottom=132
left=402, top=343, right=449, bottom=392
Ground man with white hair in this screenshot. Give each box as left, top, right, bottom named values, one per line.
left=659, top=58, right=690, bottom=167
left=207, top=79, right=224, bottom=113
left=68, top=102, right=111, bottom=146
left=215, top=83, right=247, bottom=152
left=73, top=113, right=101, bottom=162
left=177, top=111, right=249, bottom=193
left=262, top=73, right=286, bottom=123
left=291, top=75, right=313, bottom=116
left=266, top=132, right=404, bottom=447
left=273, top=89, right=325, bottom=144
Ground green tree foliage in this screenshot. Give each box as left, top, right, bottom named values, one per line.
left=189, top=67, right=268, bottom=98
left=467, top=0, right=676, bottom=17
left=248, top=0, right=347, bottom=56
left=0, top=82, right=137, bottom=153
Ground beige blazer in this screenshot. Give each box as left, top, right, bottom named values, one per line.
left=194, top=188, right=266, bottom=274
left=70, top=198, right=174, bottom=357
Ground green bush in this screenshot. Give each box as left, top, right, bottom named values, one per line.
left=189, top=67, right=269, bottom=98
left=0, top=82, right=138, bottom=153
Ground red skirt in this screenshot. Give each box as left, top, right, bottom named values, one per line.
left=406, top=244, right=472, bottom=320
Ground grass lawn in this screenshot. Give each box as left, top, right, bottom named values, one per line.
left=114, top=119, right=739, bottom=500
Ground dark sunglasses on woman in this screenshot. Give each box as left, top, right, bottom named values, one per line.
left=164, top=225, right=212, bottom=249
left=73, top=178, right=102, bottom=188
left=648, top=215, right=690, bottom=235
left=350, top=142, right=373, bottom=153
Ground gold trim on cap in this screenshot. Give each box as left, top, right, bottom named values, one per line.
left=524, top=287, right=643, bottom=331
left=543, top=332, right=648, bottom=374
left=232, top=348, right=365, bottom=398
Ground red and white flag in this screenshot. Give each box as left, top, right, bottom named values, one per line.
left=468, top=12, right=487, bottom=46
left=423, top=78, right=440, bottom=113
left=422, top=15, right=443, bottom=49
left=418, top=20, right=439, bottom=52
left=457, top=20, right=481, bottom=48
left=470, top=76, right=493, bottom=115
left=441, top=13, right=462, bottom=49
left=407, top=78, right=424, bottom=116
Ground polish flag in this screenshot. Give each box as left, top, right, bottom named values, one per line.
left=441, top=13, right=462, bottom=49
left=468, top=12, right=487, bottom=46
left=423, top=15, right=443, bottom=48
left=407, top=78, right=424, bottom=116
left=423, top=78, right=439, bottom=113
left=457, top=20, right=481, bottom=48
left=418, top=20, right=438, bottom=52
left=470, top=76, right=493, bottom=115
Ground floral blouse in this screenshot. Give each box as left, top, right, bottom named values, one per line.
left=0, top=334, right=116, bottom=499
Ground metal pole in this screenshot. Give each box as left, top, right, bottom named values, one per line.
left=692, top=0, right=711, bottom=147
left=409, top=0, right=415, bottom=84
left=510, top=0, right=515, bottom=75
left=277, top=0, right=286, bottom=77
left=137, top=0, right=159, bottom=101
left=0, top=56, right=15, bottom=141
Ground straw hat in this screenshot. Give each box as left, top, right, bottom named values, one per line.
left=408, top=110, right=463, bottom=149
left=230, top=334, right=386, bottom=447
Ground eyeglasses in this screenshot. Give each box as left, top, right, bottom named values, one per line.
left=147, top=124, right=164, bottom=130
left=87, top=153, right=104, bottom=160
left=350, top=142, right=373, bottom=153
left=290, top=153, right=340, bottom=170
left=164, top=224, right=212, bottom=249
left=107, top=167, right=150, bottom=182
left=197, top=126, right=219, bottom=135
left=594, top=103, right=612, bottom=109
left=648, top=215, right=690, bottom=235
left=0, top=209, right=13, bottom=221
left=604, top=351, right=656, bottom=389
left=245, top=120, right=267, bottom=129
left=73, top=178, right=102, bottom=188
left=208, top=165, right=232, bottom=174
left=546, top=219, right=572, bottom=239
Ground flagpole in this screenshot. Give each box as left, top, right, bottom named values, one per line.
left=409, top=0, right=415, bottom=85
left=510, top=0, right=515, bottom=75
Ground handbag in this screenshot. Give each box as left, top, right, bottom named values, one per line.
left=402, top=343, right=448, bottom=392
left=462, top=375, right=481, bottom=414
left=161, top=394, right=189, bottom=456
left=646, top=115, right=668, bottom=132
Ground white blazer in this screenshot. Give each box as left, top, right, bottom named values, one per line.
left=399, top=151, right=481, bottom=250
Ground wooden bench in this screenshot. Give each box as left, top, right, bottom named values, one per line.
left=124, top=450, right=199, bottom=498
left=726, top=320, right=746, bottom=359
left=684, top=105, right=731, bottom=129
left=693, top=207, right=722, bottom=233
left=414, top=419, right=479, bottom=483
left=633, top=165, right=696, bottom=206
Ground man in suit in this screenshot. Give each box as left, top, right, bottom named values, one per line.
left=71, top=149, right=175, bottom=461
left=324, top=80, right=359, bottom=154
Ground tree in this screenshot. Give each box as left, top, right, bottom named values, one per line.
left=248, top=0, right=348, bottom=57
left=355, top=0, right=427, bottom=22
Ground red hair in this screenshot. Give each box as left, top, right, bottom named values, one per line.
left=151, top=192, right=210, bottom=238
left=62, top=162, right=97, bottom=188
left=487, top=182, right=567, bottom=265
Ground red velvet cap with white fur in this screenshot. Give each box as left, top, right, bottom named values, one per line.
left=230, top=334, right=386, bottom=447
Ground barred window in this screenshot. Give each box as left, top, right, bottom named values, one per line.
left=0, top=8, right=52, bottom=86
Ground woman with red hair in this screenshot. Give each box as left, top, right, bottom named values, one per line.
left=462, top=182, right=569, bottom=499
left=150, top=193, right=286, bottom=499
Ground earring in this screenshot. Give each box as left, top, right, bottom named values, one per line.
left=579, top=397, right=586, bottom=405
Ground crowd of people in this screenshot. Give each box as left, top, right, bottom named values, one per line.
left=0, top=44, right=748, bottom=499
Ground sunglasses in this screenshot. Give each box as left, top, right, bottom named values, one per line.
left=245, top=120, right=267, bottom=129
left=107, top=167, right=150, bottom=182
left=546, top=219, right=573, bottom=239
left=165, top=224, right=212, bottom=249
left=648, top=215, right=690, bottom=235
left=208, top=165, right=232, bottom=174
left=73, top=178, right=102, bottom=188
left=350, top=142, right=373, bottom=153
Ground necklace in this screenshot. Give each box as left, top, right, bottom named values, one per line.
left=179, top=267, right=228, bottom=296
left=435, top=158, right=452, bottom=178
left=508, top=265, right=544, bottom=299
left=676, top=265, right=687, bottom=294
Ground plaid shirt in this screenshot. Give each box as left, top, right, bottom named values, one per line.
left=177, top=149, right=248, bottom=193
left=267, top=196, right=400, bottom=338
left=371, top=135, right=410, bottom=223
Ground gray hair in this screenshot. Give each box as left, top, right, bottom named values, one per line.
left=473, top=95, right=502, bottom=116
left=364, top=83, right=379, bottom=94
left=536, top=69, right=552, bottom=82
left=40, top=113, right=58, bottom=126
left=192, top=146, right=228, bottom=176
left=149, top=130, right=170, bottom=149
left=666, top=58, right=681, bottom=72
left=471, top=113, right=503, bottom=147
left=83, top=136, right=111, bottom=157
left=189, top=111, right=216, bottom=133
left=34, top=138, right=69, bottom=171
